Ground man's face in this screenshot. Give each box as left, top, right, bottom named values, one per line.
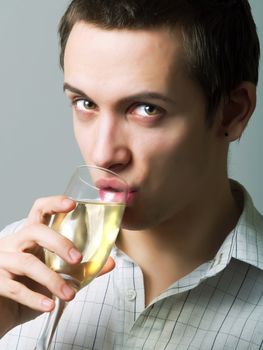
left=64, top=22, right=224, bottom=230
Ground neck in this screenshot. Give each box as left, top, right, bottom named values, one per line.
left=116, top=178, right=242, bottom=303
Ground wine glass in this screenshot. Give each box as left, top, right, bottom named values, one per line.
left=34, top=165, right=128, bottom=350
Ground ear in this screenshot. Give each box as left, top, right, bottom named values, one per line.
left=220, top=82, right=256, bottom=141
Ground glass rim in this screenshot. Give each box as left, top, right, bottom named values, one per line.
left=75, top=164, right=128, bottom=187
left=70, top=164, right=129, bottom=203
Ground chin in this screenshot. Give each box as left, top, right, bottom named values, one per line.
left=121, top=221, right=146, bottom=231
left=120, top=208, right=158, bottom=231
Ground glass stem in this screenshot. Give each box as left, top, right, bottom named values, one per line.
left=34, top=274, right=79, bottom=350
left=35, top=296, right=66, bottom=350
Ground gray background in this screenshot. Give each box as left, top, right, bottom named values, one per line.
left=0, top=1, right=262, bottom=228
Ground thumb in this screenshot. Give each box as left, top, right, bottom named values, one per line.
left=99, top=256, right=115, bottom=276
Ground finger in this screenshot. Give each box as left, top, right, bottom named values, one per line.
left=0, top=252, right=76, bottom=302
left=0, top=276, right=55, bottom=312
left=12, top=224, right=82, bottom=264
left=98, top=256, right=115, bottom=276
left=27, top=196, right=76, bottom=225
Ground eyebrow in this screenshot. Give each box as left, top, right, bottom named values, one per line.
left=64, top=83, right=91, bottom=99
left=63, top=82, right=176, bottom=106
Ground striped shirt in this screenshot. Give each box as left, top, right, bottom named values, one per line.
left=0, top=183, right=263, bottom=349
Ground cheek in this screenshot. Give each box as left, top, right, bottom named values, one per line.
left=73, top=122, right=92, bottom=161
left=140, top=124, right=211, bottom=190
left=137, top=125, right=191, bottom=171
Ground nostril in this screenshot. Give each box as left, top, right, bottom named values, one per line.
left=92, top=143, right=132, bottom=172
left=108, top=164, right=127, bottom=173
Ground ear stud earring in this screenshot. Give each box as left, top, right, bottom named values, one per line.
left=224, top=132, right=229, bottom=137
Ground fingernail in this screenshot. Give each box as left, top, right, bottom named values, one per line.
left=41, top=298, right=54, bottom=310
left=62, top=198, right=74, bottom=208
left=62, top=284, right=75, bottom=299
left=69, top=248, right=82, bottom=262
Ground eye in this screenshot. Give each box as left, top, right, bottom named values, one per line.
left=73, top=99, right=96, bottom=112
left=131, top=103, right=164, bottom=119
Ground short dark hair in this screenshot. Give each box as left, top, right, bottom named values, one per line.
left=59, top=0, right=260, bottom=123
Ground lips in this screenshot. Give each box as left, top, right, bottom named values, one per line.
left=95, top=178, right=137, bottom=205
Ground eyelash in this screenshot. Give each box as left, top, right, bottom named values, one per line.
left=72, top=98, right=96, bottom=110
left=130, top=103, right=164, bottom=119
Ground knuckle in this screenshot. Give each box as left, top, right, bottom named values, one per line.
left=21, top=252, right=37, bottom=267
left=33, top=197, right=45, bottom=209
left=6, top=280, right=21, bottom=298
left=15, top=223, right=38, bottom=244
left=28, top=222, right=43, bottom=232
left=2, top=271, right=12, bottom=280
left=45, top=271, right=63, bottom=294
left=60, top=236, right=73, bottom=249
left=53, top=272, right=64, bottom=286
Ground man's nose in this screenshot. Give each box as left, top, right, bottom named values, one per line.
left=91, top=114, right=131, bottom=172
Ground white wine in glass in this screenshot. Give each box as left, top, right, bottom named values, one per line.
left=45, top=201, right=125, bottom=288
left=34, top=165, right=128, bottom=350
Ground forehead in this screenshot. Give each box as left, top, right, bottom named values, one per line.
left=64, top=22, right=186, bottom=94
left=65, top=21, right=183, bottom=54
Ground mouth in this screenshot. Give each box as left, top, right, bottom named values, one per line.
left=95, top=178, right=137, bottom=205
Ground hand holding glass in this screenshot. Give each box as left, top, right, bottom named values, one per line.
left=35, top=165, right=128, bottom=350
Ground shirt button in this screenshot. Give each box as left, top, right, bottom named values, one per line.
left=126, top=289, right=137, bottom=301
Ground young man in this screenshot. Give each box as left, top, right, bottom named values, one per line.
left=0, top=0, right=262, bottom=349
